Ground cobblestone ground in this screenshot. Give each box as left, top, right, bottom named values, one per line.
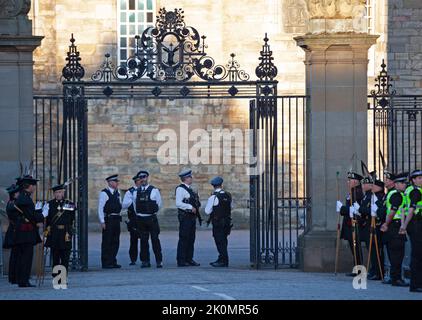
left=0, top=230, right=421, bottom=300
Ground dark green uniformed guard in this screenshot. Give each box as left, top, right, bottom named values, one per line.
left=367, top=179, right=386, bottom=280
left=43, top=183, right=76, bottom=276
left=205, top=176, right=233, bottom=267
left=337, top=171, right=364, bottom=275
left=175, top=169, right=201, bottom=267
left=4, top=183, right=21, bottom=285
left=380, top=172, right=409, bottom=287
left=400, top=170, right=422, bottom=292
left=9, top=175, right=44, bottom=287
left=98, top=174, right=122, bottom=269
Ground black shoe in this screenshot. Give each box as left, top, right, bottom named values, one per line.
left=410, top=288, right=422, bottom=293
left=367, top=274, right=382, bottom=281
left=382, top=277, right=392, bottom=284
left=18, top=283, right=36, bottom=288
left=112, top=264, right=122, bottom=269
left=345, top=273, right=357, bottom=277
left=102, top=265, right=114, bottom=269
left=156, top=262, right=163, bottom=268
left=392, top=279, right=409, bottom=287
left=188, top=260, right=200, bottom=266
left=211, top=262, right=228, bottom=268
left=210, top=260, right=220, bottom=265
left=141, top=262, right=151, bottom=268
left=177, top=262, right=190, bottom=267
left=129, top=262, right=136, bottom=266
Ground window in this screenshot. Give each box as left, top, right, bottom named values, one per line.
left=117, top=0, right=156, bottom=66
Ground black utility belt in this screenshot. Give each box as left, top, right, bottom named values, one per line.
left=106, top=215, right=122, bottom=220
left=136, top=214, right=156, bottom=218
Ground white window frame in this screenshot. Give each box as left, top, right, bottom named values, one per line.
left=117, top=0, right=156, bottom=66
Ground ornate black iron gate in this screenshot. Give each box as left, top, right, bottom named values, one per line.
left=34, top=7, right=308, bottom=270
left=368, top=60, right=422, bottom=174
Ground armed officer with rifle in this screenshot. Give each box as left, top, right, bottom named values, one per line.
left=175, top=169, right=201, bottom=267
left=205, top=176, right=233, bottom=267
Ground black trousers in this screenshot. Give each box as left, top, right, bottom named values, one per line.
left=52, top=248, right=71, bottom=273
left=15, top=243, right=33, bottom=286
left=129, top=230, right=141, bottom=263
left=368, top=227, right=385, bottom=277
left=177, top=213, right=196, bottom=264
left=101, top=218, right=121, bottom=267
left=137, top=215, right=162, bottom=263
left=212, top=219, right=229, bottom=264
left=409, top=219, right=422, bottom=289
left=385, top=221, right=406, bottom=282
left=347, top=239, right=365, bottom=266
left=8, top=246, right=18, bottom=284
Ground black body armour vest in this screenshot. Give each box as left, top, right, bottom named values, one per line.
left=102, top=189, right=122, bottom=215
left=212, top=191, right=232, bottom=219
left=136, top=185, right=159, bottom=215
left=177, top=184, right=200, bottom=212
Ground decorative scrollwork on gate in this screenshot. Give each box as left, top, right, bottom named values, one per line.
left=88, top=7, right=249, bottom=82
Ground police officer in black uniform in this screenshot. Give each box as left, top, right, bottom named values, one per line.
left=400, top=169, right=422, bottom=292
left=336, top=171, right=364, bottom=275
left=175, top=169, right=201, bottom=267
left=205, top=176, right=233, bottom=267
left=9, top=175, right=44, bottom=287
left=4, top=183, right=21, bottom=284
left=123, top=172, right=143, bottom=265
left=98, top=174, right=122, bottom=269
left=43, top=183, right=76, bottom=276
left=377, top=170, right=396, bottom=284
left=123, top=170, right=163, bottom=268
left=380, top=172, right=409, bottom=287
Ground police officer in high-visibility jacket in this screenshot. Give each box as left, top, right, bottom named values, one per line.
left=205, top=176, right=233, bottom=267
left=380, top=172, right=409, bottom=287
left=400, top=170, right=422, bottom=293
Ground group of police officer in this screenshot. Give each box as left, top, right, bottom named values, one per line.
left=98, top=168, right=233, bottom=270
left=3, top=175, right=75, bottom=287
left=337, top=169, right=422, bottom=293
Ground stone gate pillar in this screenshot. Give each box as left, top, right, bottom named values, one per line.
left=0, top=1, right=43, bottom=187
left=294, top=1, right=378, bottom=272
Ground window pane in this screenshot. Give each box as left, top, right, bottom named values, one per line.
left=129, top=12, right=135, bottom=22
left=120, top=24, right=127, bottom=35
left=129, top=0, right=135, bottom=10
left=128, top=48, right=135, bottom=58
left=147, top=12, right=153, bottom=23
left=138, top=12, right=144, bottom=23
left=120, top=12, right=126, bottom=22
left=138, top=25, right=144, bottom=34
left=129, top=37, right=136, bottom=48
left=138, top=0, right=144, bottom=10
left=147, top=0, right=153, bottom=10
left=121, top=49, right=127, bottom=60
left=120, top=0, right=126, bottom=10
left=120, top=37, right=126, bottom=47
left=129, top=25, right=136, bottom=34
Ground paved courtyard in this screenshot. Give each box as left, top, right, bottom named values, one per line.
left=0, top=230, right=421, bottom=300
